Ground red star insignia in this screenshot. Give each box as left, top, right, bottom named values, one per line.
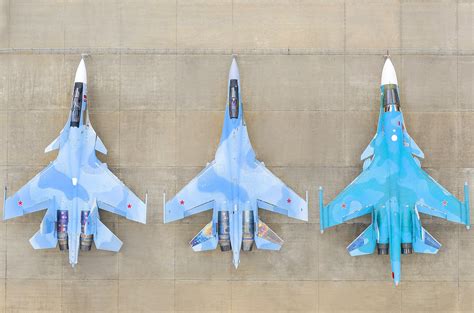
left=180, top=200, right=185, bottom=205
left=18, top=200, right=23, bottom=206
left=287, top=198, right=292, bottom=203
left=442, top=200, right=448, bottom=207
left=341, top=203, right=346, bottom=209
left=127, top=203, right=132, bottom=209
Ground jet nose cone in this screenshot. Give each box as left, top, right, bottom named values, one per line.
left=229, top=57, right=240, bottom=81
left=74, top=58, right=87, bottom=84
left=381, top=57, right=397, bottom=86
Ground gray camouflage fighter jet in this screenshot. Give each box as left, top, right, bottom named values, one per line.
left=3, top=58, right=147, bottom=266
left=164, top=58, right=308, bottom=268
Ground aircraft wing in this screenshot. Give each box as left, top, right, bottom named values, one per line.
left=320, top=159, right=386, bottom=231
left=165, top=161, right=227, bottom=223
left=241, top=160, right=308, bottom=221
left=399, top=156, right=469, bottom=226
left=80, top=163, right=146, bottom=224
left=4, top=163, right=63, bottom=219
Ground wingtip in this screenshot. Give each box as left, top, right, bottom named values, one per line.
left=162, top=191, right=167, bottom=224
left=2, top=186, right=6, bottom=220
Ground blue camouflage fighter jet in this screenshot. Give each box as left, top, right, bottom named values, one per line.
left=164, top=58, right=308, bottom=268
left=4, top=58, right=147, bottom=267
left=319, top=56, right=470, bottom=286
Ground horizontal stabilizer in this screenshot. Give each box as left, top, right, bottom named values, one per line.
left=189, top=221, right=218, bottom=251
left=413, top=227, right=441, bottom=254
left=255, top=220, right=283, bottom=250
left=30, top=230, right=57, bottom=249
left=94, top=219, right=123, bottom=252
left=347, top=223, right=376, bottom=256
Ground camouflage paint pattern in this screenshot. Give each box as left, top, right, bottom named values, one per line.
left=319, top=58, right=470, bottom=286
left=3, top=59, right=147, bottom=267
left=164, top=58, right=308, bottom=268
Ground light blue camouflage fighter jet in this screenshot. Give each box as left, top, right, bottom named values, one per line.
left=3, top=58, right=147, bottom=267
left=164, top=58, right=308, bottom=268
left=319, top=56, right=470, bottom=286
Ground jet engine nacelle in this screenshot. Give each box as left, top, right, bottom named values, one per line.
left=242, top=210, right=255, bottom=251
left=377, top=243, right=389, bottom=255
left=218, top=211, right=231, bottom=251
left=57, top=210, right=69, bottom=251
left=401, top=243, right=413, bottom=254
left=80, top=211, right=93, bottom=251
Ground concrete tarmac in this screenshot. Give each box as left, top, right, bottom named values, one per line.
left=0, top=0, right=473, bottom=312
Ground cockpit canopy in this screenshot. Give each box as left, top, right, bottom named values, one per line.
left=70, top=82, right=84, bottom=127
left=383, top=84, right=400, bottom=112
left=229, top=79, right=239, bottom=119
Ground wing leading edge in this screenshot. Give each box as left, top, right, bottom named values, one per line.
left=164, top=161, right=224, bottom=223
left=4, top=163, right=62, bottom=220
left=399, top=155, right=470, bottom=228
left=242, top=160, right=308, bottom=221
left=80, top=163, right=147, bottom=224
left=164, top=160, right=308, bottom=223
left=319, top=157, right=387, bottom=232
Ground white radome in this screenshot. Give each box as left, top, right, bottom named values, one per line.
left=228, top=57, right=240, bottom=81
left=381, top=58, right=398, bottom=86
left=74, top=58, right=87, bottom=84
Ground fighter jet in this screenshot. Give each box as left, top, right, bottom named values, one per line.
left=164, top=57, right=308, bottom=268
left=3, top=58, right=147, bottom=267
left=319, top=56, right=470, bottom=286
